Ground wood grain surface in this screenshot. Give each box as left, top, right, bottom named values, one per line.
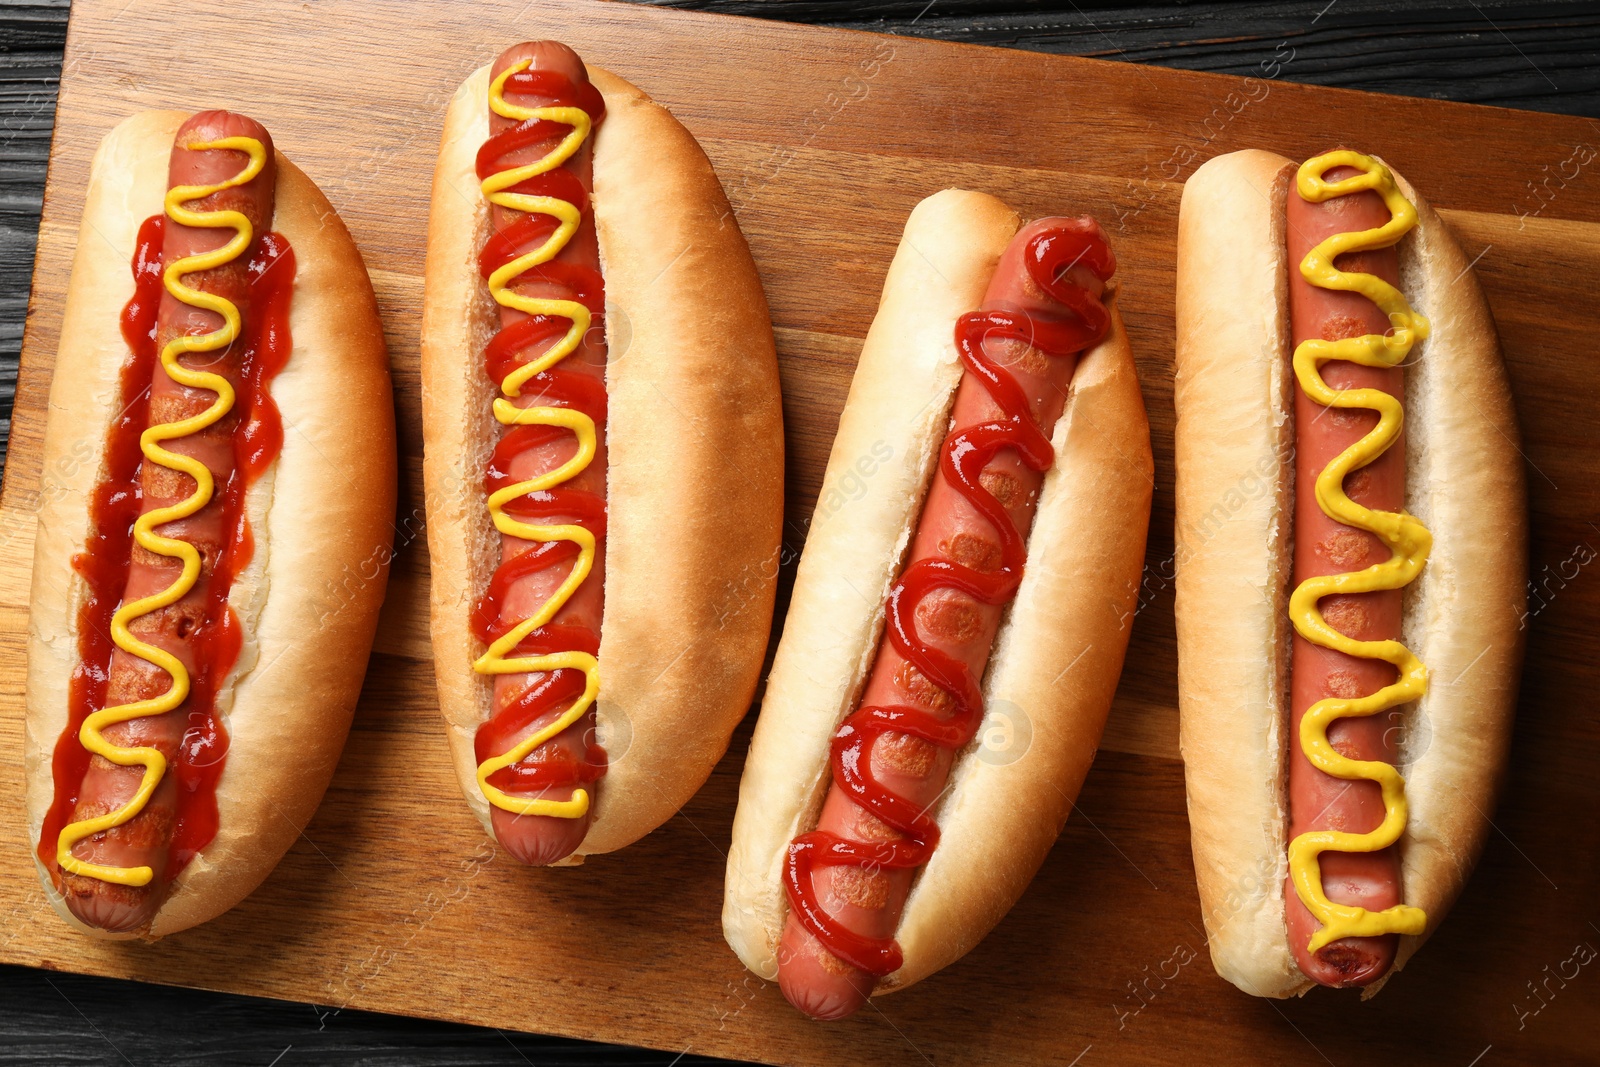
left=2, top=0, right=1599, bottom=1064
left=657, top=0, right=1600, bottom=115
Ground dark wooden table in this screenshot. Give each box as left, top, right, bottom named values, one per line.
left=1, top=1, right=1595, bottom=1062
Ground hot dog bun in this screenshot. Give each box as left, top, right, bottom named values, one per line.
left=1173, top=149, right=1525, bottom=997
left=24, top=109, right=395, bottom=938
left=421, top=64, right=782, bottom=858
left=723, top=189, right=1152, bottom=993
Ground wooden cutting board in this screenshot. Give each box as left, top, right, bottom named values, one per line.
left=4, top=0, right=1598, bottom=1063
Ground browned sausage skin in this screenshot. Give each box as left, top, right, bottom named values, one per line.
left=60, top=111, right=276, bottom=933
left=474, top=41, right=609, bottom=866
left=1283, top=152, right=1406, bottom=987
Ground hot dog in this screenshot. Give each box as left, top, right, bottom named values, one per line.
left=25, top=110, right=394, bottom=938
left=724, top=190, right=1152, bottom=1016
left=421, top=42, right=782, bottom=865
left=1284, top=159, right=1411, bottom=987
left=1174, top=149, right=1525, bottom=996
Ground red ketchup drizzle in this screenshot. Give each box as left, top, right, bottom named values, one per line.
left=783, top=223, right=1117, bottom=976
left=468, top=69, right=609, bottom=799
left=37, top=215, right=297, bottom=881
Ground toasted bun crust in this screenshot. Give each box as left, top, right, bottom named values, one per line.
left=1174, top=149, right=1526, bottom=997
left=723, top=189, right=1153, bottom=993
left=421, top=65, right=782, bottom=857
left=24, top=110, right=396, bottom=938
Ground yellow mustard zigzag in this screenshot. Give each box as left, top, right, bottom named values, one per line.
left=1286, top=149, right=1434, bottom=952
left=57, top=136, right=265, bottom=887
left=472, top=59, right=599, bottom=819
